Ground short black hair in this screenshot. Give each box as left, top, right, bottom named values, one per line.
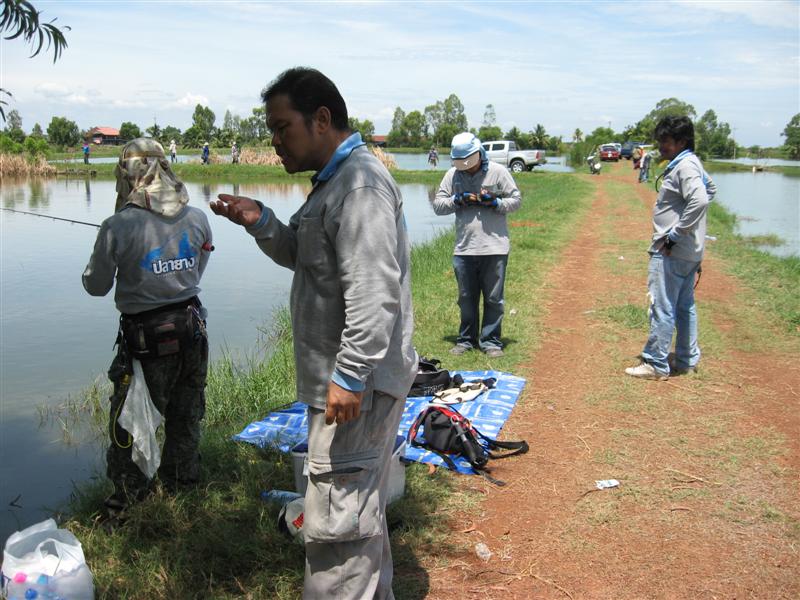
left=655, top=115, right=694, bottom=151
left=261, top=67, right=349, bottom=131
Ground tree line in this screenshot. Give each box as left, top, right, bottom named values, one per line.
left=384, top=95, right=563, bottom=153
left=3, top=99, right=798, bottom=163
left=569, top=98, right=800, bottom=165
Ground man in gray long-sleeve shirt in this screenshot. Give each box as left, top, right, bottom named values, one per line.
left=210, top=67, right=416, bottom=600
left=625, top=116, right=716, bottom=380
left=432, top=132, right=521, bottom=358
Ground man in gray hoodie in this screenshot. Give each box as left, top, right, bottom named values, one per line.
left=210, top=67, right=416, bottom=600
left=625, top=116, right=716, bottom=380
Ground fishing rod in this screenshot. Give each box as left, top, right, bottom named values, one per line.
left=0, top=207, right=100, bottom=228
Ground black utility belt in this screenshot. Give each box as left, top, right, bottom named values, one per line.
left=121, top=297, right=201, bottom=358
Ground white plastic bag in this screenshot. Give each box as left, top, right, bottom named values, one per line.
left=118, top=358, right=163, bottom=479
left=1, top=518, right=94, bottom=599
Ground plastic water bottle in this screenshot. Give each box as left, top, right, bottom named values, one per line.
left=260, top=489, right=302, bottom=506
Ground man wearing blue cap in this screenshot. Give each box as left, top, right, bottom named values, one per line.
left=432, top=132, right=521, bottom=357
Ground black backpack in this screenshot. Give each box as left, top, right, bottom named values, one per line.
left=408, top=357, right=458, bottom=397
left=407, top=405, right=529, bottom=486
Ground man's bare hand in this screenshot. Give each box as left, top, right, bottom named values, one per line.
left=210, top=194, right=263, bottom=227
left=324, top=382, right=363, bottom=425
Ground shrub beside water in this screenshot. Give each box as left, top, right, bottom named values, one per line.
left=0, top=153, right=56, bottom=177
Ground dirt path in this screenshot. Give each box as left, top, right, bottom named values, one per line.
left=424, top=160, right=799, bottom=599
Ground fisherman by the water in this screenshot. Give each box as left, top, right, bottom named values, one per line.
left=82, top=138, right=213, bottom=522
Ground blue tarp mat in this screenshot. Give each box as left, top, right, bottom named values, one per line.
left=233, top=370, right=526, bottom=475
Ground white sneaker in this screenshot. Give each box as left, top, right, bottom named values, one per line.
left=624, top=362, right=668, bottom=380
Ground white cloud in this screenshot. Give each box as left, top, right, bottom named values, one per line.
left=170, top=93, right=210, bottom=108
left=34, top=82, right=71, bottom=98
left=33, top=83, right=91, bottom=105
left=65, top=94, right=90, bottom=105
left=111, top=98, right=148, bottom=109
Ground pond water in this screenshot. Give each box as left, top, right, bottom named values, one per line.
left=711, top=171, right=800, bottom=257
left=0, top=177, right=446, bottom=541
left=389, top=152, right=574, bottom=173
left=715, top=157, right=800, bottom=167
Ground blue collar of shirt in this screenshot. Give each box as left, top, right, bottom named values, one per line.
left=665, top=149, right=693, bottom=172
left=663, top=148, right=708, bottom=185
left=312, top=132, right=366, bottom=184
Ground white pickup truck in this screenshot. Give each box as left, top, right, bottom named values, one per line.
left=481, top=140, right=547, bottom=173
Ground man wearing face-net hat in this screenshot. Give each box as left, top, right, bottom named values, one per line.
left=431, top=132, right=521, bottom=358
left=83, top=138, right=214, bottom=519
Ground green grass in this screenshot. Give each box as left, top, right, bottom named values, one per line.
left=597, top=304, right=649, bottom=330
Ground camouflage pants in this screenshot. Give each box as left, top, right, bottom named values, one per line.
left=107, top=328, right=208, bottom=501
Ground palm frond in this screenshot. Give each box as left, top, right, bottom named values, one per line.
left=1, top=0, right=69, bottom=62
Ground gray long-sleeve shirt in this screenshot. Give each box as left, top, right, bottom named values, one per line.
left=650, top=153, right=716, bottom=262
left=245, top=146, right=417, bottom=409
left=82, top=205, right=212, bottom=314
left=432, top=161, right=521, bottom=255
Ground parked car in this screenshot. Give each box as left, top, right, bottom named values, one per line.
left=620, top=141, right=643, bottom=160
left=599, top=144, right=620, bottom=161
left=481, top=140, right=547, bottom=173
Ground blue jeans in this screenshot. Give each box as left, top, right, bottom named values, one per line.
left=641, top=253, right=701, bottom=375
left=452, top=254, right=508, bottom=351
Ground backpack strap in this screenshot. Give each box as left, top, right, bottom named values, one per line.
left=475, top=430, right=529, bottom=460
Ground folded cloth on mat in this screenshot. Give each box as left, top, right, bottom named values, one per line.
left=233, top=370, right=526, bottom=475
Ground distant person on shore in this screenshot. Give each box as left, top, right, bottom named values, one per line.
left=428, top=146, right=438, bottom=168
left=632, top=144, right=642, bottom=170
left=209, top=67, right=416, bottom=599
left=169, top=139, right=178, bottom=163
left=201, top=142, right=210, bottom=165
left=639, top=149, right=652, bottom=183
left=231, top=141, right=240, bottom=164
left=625, top=116, right=717, bottom=380
left=82, top=137, right=213, bottom=523
left=431, top=132, right=521, bottom=358
left=82, top=140, right=90, bottom=164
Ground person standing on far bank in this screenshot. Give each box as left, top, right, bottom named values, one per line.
left=625, top=116, right=716, bottom=380
left=432, top=132, right=521, bottom=358
left=82, top=138, right=213, bottom=520
left=210, top=67, right=416, bottom=600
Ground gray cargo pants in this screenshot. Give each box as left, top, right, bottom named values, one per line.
left=303, top=391, right=405, bottom=600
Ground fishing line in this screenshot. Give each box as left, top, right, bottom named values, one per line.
left=1, top=207, right=100, bottom=228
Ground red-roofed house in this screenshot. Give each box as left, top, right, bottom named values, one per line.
left=87, top=126, right=124, bottom=145
left=371, top=135, right=387, bottom=147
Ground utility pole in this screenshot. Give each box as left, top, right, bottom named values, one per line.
left=732, top=127, right=737, bottom=160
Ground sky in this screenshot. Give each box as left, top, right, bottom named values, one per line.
left=1, top=0, right=798, bottom=147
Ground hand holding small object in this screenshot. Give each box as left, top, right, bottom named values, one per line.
left=211, top=194, right=263, bottom=227
left=480, top=189, right=499, bottom=208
